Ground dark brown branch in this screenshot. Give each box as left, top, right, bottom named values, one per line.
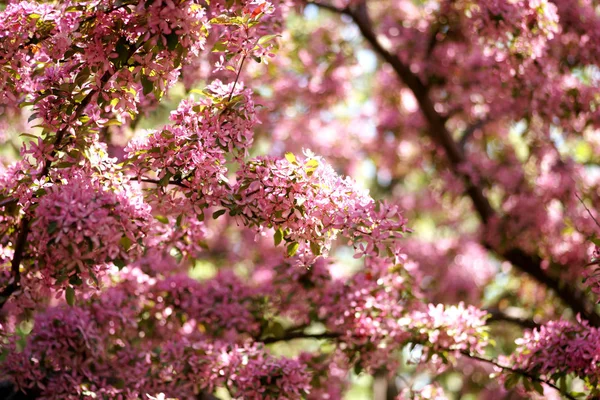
left=459, top=119, right=488, bottom=150
left=0, top=197, right=17, bottom=208
left=135, top=176, right=188, bottom=188
left=576, top=193, right=600, bottom=230
left=485, top=308, right=539, bottom=330
left=460, top=351, right=576, bottom=400
left=196, top=392, right=221, bottom=400
left=308, top=0, right=600, bottom=327
left=261, top=328, right=574, bottom=399
left=261, top=331, right=339, bottom=344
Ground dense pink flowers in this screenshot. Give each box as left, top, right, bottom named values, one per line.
left=232, top=150, right=407, bottom=259
left=405, top=303, right=489, bottom=355
left=151, top=271, right=264, bottom=338
left=1, top=305, right=312, bottom=399
left=28, top=171, right=151, bottom=291
left=511, top=318, right=600, bottom=390
left=3, top=0, right=600, bottom=397
left=2, top=307, right=104, bottom=398
left=125, top=80, right=258, bottom=212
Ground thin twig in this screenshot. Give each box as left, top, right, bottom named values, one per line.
left=228, top=54, right=248, bottom=103
left=0, top=197, right=17, bottom=208
left=576, top=192, right=600, bottom=230
left=460, top=351, right=576, bottom=400
left=134, top=176, right=188, bottom=188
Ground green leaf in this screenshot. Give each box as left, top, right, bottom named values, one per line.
left=113, top=378, right=125, bottom=389
left=287, top=242, right=300, bottom=257
left=27, top=113, right=39, bottom=123
left=213, top=209, right=227, bottom=219
left=120, top=236, right=133, bottom=251
left=258, top=34, right=280, bottom=46
left=141, top=75, right=153, bottom=96
left=65, top=286, right=75, bottom=306
left=155, top=215, right=169, bottom=224
left=274, top=228, right=283, bottom=246
left=504, top=373, right=520, bottom=390
left=304, top=159, right=319, bottom=174
left=113, top=37, right=130, bottom=68
left=20, top=132, right=39, bottom=140
left=158, top=172, right=172, bottom=186
left=559, top=375, right=567, bottom=392
left=103, top=119, right=122, bottom=127
left=212, top=41, right=228, bottom=52
left=310, top=241, right=321, bottom=256
left=532, top=380, right=544, bottom=395
left=69, top=275, right=83, bottom=286
left=48, top=221, right=58, bottom=234
left=285, top=152, right=297, bottom=164
left=75, top=67, right=90, bottom=87
left=165, top=33, right=178, bottom=51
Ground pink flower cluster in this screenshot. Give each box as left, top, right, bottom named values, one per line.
left=125, top=80, right=258, bottom=210
left=461, top=0, right=559, bottom=60
left=232, top=150, right=407, bottom=259
left=403, top=239, right=496, bottom=305
left=299, top=351, right=350, bottom=400
left=0, top=0, right=210, bottom=131
left=1, top=304, right=312, bottom=399
left=150, top=271, right=264, bottom=339
left=0, top=1, right=66, bottom=108
left=165, top=340, right=311, bottom=399
left=2, top=307, right=104, bottom=398
left=28, top=171, right=151, bottom=291
left=319, top=258, right=413, bottom=372
left=511, top=318, right=600, bottom=388
left=211, top=0, right=277, bottom=73
left=405, top=303, right=489, bottom=355
left=169, top=80, right=257, bottom=157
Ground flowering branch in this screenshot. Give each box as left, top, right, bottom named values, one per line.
left=0, top=40, right=141, bottom=310
left=459, top=351, right=576, bottom=400
left=307, top=0, right=600, bottom=327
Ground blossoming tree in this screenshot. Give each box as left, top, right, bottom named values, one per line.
left=0, top=0, right=600, bottom=398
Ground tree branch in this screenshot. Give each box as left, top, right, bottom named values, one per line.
left=135, top=176, right=188, bottom=188
left=459, top=118, right=488, bottom=150
left=459, top=351, right=576, bottom=400
left=262, top=331, right=339, bottom=344
left=485, top=308, right=539, bottom=330
left=261, top=327, right=574, bottom=399
left=307, top=0, right=600, bottom=327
